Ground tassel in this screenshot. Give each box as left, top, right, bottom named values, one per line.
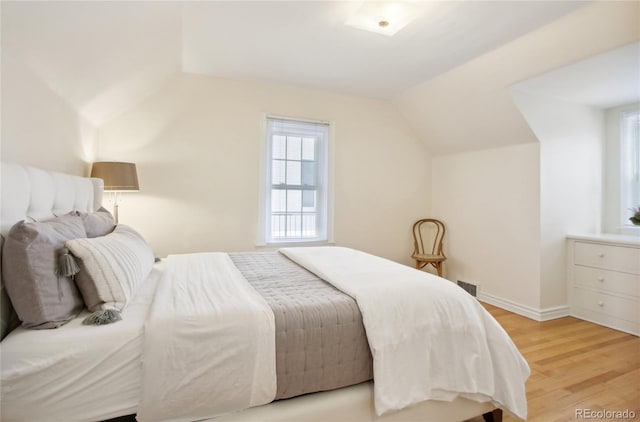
left=82, top=309, right=122, bottom=326
left=57, top=247, right=80, bottom=278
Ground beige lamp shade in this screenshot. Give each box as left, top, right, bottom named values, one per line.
left=90, top=162, right=139, bottom=191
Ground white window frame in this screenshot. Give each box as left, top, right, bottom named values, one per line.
left=620, top=109, right=640, bottom=228
left=258, top=114, right=334, bottom=245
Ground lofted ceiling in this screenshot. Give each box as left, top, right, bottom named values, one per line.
left=1, top=1, right=587, bottom=127
left=1, top=1, right=182, bottom=126
left=511, top=42, right=640, bottom=109
left=394, top=1, right=640, bottom=155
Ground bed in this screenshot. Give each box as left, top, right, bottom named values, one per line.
left=0, top=163, right=529, bottom=422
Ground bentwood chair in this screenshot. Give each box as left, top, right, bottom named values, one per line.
left=411, top=219, right=446, bottom=276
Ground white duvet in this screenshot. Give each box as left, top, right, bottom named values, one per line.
left=280, top=246, right=530, bottom=419
left=137, top=253, right=276, bottom=422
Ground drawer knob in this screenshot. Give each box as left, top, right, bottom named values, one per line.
left=597, top=252, right=605, bottom=258
left=597, top=277, right=605, bottom=282
left=598, top=301, right=604, bottom=307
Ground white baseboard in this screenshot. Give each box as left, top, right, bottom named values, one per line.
left=538, top=304, right=572, bottom=321
left=477, top=292, right=570, bottom=322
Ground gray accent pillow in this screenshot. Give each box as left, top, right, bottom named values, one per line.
left=1, top=235, right=20, bottom=340
left=2, top=214, right=87, bottom=329
left=78, top=207, right=116, bottom=238
left=66, top=225, right=154, bottom=313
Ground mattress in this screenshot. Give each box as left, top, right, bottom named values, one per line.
left=0, top=261, right=164, bottom=422
left=230, top=252, right=373, bottom=399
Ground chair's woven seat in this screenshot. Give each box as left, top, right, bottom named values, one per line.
left=412, top=253, right=445, bottom=261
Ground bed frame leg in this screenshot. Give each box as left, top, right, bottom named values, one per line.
left=482, top=408, right=503, bottom=422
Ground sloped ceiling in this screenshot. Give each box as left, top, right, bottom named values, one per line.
left=2, top=1, right=585, bottom=129
left=1, top=1, right=182, bottom=126
left=2, top=1, right=638, bottom=155
left=394, top=1, right=640, bottom=155
left=511, top=42, right=640, bottom=109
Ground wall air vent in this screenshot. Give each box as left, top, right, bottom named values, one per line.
left=457, top=280, right=477, bottom=297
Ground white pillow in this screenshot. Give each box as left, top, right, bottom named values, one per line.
left=66, top=225, right=154, bottom=318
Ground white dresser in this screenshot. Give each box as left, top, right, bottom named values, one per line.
left=567, top=234, right=640, bottom=336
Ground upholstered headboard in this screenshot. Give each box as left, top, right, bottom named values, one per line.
left=0, top=162, right=104, bottom=339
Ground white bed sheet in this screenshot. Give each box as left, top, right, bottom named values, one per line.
left=137, top=253, right=276, bottom=422
left=0, top=261, right=164, bottom=422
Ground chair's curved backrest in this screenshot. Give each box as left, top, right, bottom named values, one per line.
left=412, top=219, right=446, bottom=257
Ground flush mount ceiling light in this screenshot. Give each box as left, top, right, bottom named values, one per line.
left=345, top=1, right=420, bottom=36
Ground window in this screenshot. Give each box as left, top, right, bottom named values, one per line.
left=620, top=110, right=640, bottom=226
left=260, top=116, right=331, bottom=244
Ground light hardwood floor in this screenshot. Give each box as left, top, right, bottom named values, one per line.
left=477, top=303, right=640, bottom=422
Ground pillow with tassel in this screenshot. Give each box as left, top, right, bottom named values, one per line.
left=2, top=214, right=86, bottom=328
left=66, top=224, right=155, bottom=325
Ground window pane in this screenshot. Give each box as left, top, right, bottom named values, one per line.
left=621, top=111, right=640, bottom=224
left=287, top=190, right=302, bottom=212
left=287, top=214, right=302, bottom=237
left=302, top=162, right=315, bottom=186
left=302, top=214, right=316, bottom=237
left=271, top=189, right=286, bottom=212
left=302, top=138, right=316, bottom=160
left=286, top=161, right=301, bottom=185
left=302, top=190, right=316, bottom=211
left=273, top=135, right=286, bottom=159
left=271, top=214, right=286, bottom=238
left=272, top=160, right=285, bottom=184
left=287, top=137, right=301, bottom=160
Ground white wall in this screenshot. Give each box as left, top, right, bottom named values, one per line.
left=431, top=143, right=541, bottom=309
left=97, top=73, right=431, bottom=261
left=1, top=53, right=96, bottom=175
left=603, top=102, right=640, bottom=235
left=512, top=91, right=603, bottom=309
left=402, top=1, right=638, bottom=317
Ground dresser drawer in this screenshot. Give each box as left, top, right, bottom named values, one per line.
left=572, top=287, right=639, bottom=323
left=574, top=241, right=640, bottom=274
left=571, top=307, right=639, bottom=336
left=574, top=266, right=640, bottom=298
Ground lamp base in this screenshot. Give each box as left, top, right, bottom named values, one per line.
left=111, top=191, right=120, bottom=224
left=114, top=203, right=119, bottom=225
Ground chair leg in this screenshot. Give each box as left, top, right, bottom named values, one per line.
left=436, top=263, right=443, bottom=277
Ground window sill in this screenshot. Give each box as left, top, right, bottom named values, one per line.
left=255, top=240, right=336, bottom=249
left=616, top=225, right=640, bottom=236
